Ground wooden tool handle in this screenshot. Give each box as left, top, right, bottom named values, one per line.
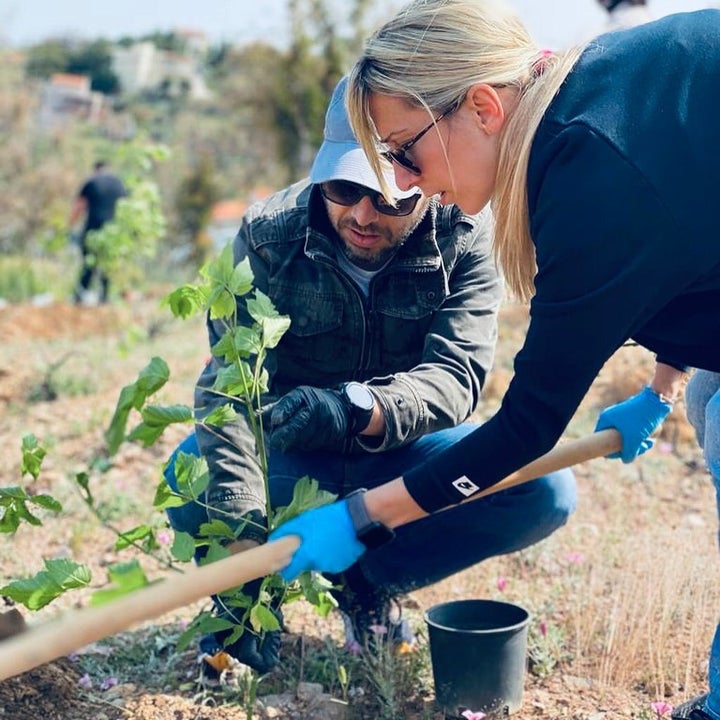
left=0, top=535, right=299, bottom=681
left=471, top=428, right=621, bottom=500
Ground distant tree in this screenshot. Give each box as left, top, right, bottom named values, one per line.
left=67, top=40, right=120, bottom=94
left=140, top=31, right=188, bottom=54
left=25, top=40, right=72, bottom=79
left=174, top=155, right=220, bottom=263
left=264, top=0, right=379, bottom=182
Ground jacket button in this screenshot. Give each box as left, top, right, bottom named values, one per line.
left=427, top=291, right=436, bottom=300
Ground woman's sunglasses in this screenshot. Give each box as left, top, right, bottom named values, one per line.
left=381, top=107, right=454, bottom=176
left=319, top=180, right=422, bottom=217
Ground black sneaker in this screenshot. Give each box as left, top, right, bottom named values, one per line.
left=339, top=602, right=417, bottom=655
left=329, top=566, right=417, bottom=655
left=672, top=695, right=714, bottom=720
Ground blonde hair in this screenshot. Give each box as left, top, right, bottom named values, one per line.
left=347, top=0, right=587, bottom=301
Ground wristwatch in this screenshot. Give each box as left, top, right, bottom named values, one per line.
left=340, top=381, right=375, bottom=435
left=345, top=488, right=395, bottom=550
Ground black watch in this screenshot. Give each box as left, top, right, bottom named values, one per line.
left=345, top=488, right=395, bottom=550
left=340, top=381, right=375, bottom=435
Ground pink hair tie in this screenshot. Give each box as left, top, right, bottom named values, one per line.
left=533, top=48, right=554, bottom=77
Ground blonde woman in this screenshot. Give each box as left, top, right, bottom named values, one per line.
left=270, top=4, right=720, bottom=717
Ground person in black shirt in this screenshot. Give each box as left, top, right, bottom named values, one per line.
left=69, top=160, right=126, bottom=304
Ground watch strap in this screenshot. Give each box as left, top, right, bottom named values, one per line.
left=345, top=488, right=395, bottom=549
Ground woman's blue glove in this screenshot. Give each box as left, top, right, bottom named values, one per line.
left=594, top=386, right=672, bottom=463
left=268, top=500, right=366, bottom=582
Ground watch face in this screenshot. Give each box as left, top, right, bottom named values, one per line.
left=358, top=522, right=396, bottom=550
left=345, top=382, right=374, bottom=411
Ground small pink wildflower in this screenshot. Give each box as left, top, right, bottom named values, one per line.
left=462, top=710, right=486, bottom=720
left=539, top=620, right=549, bottom=637
left=566, top=551, right=585, bottom=564
left=78, top=673, right=93, bottom=689
left=650, top=701, right=673, bottom=717
left=156, top=529, right=172, bottom=546
left=496, top=576, right=508, bottom=592
left=344, top=639, right=362, bottom=656
left=100, top=676, right=118, bottom=691
left=369, top=624, right=388, bottom=636
left=657, top=442, right=673, bottom=455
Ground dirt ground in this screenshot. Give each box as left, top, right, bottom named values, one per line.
left=0, top=298, right=715, bottom=720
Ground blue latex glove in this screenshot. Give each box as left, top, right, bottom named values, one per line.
left=268, top=500, right=366, bottom=582
left=594, top=386, right=672, bottom=463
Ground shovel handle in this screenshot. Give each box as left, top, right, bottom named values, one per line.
left=0, top=535, right=299, bottom=681
left=470, top=428, right=622, bottom=500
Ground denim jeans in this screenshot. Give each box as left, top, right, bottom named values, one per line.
left=164, top=423, right=577, bottom=599
left=686, top=371, right=720, bottom=719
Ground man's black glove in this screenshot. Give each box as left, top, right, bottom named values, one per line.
left=219, top=622, right=282, bottom=675
left=262, top=386, right=351, bottom=452
left=204, top=579, right=283, bottom=675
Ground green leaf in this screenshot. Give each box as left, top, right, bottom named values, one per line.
left=260, top=315, right=292, bottom=350
left=228, top=257, right=254, bottom=297
left=0, top=486, right=61, bottom=533
left=197, top=518, right=236, bottom=540
left=115, top=524, right=155, bottom=551
left=90, top=559, right=149, bottom=606
left=0, top=559, right=91, bottom=610
left=21, top=434, right=46, bottom=480
left=212, top=363, right=255, bottom=397
left=170, top=451, right=209, bottom=500
left=170, top=531, right=196, bottom=562
left=250, top=603, right=280, bottom=633
left=105, top=357, right=170, bottom=454
left=75, top=472, right=94, bottom=506
left=271, top=476, right=337, bottom=528
left=153, top=479, right=187, bottom=510
left=163, top=284, right=208, bottom=319
left=127, top=403, right=193, bottom=446
left=299, top=573, right=337, bottom=617
left=247, top=290, right=291, bottom=349
left=200, top=540, right=230, bottom=565
left=31, top=493, right=62, bottom=513
left=203, top=404, right=238, bottom=427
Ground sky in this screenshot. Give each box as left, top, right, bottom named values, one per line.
left=1, top=0, right=716, bottom=50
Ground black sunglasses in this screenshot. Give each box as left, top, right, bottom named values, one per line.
left=381, top=107, right=454, bottom=176
left=319, top=180, right=422, bottom=217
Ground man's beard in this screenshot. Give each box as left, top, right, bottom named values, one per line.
left=337, top=210, right=427, bottom=271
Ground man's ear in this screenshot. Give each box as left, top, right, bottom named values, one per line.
left=464, top=83, right=506, bottom=135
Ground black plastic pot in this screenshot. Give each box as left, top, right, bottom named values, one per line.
left=424, top=599, right=530, bottom=718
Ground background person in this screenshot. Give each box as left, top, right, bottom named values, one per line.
left=166, top=76, right=576, bottom=677
left=268, top=5, right=720, bottom=719
left=596, top=0, right=652, bottom=31
left=69, top=160, right=126, bottom=304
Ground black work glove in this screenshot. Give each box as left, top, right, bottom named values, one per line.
left=208, top=579, right=283, bottom=675
left=220, top=622, right=282, bottom=675
left=261, top=386, right=351, bottom=452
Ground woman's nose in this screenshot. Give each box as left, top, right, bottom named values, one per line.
left=393, top=165, right=421, bottom=192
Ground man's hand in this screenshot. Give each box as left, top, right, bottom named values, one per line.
left=206, top=577, right=282, bottom=675
left=261, top=386, right=351, bottom=452
left=594, top=386, right=673, bottom=463
left=268, top=500, right=366, bottom=582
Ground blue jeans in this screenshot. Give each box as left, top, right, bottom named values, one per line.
left=164, top=423, right=577, bottom=599
left=686, top=371, right=720, bottom=718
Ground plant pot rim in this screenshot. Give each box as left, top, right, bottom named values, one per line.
left=424, top=598, right=530, bottom=634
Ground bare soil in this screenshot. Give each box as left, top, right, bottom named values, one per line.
left=0, top=298, right=715, bottom=720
